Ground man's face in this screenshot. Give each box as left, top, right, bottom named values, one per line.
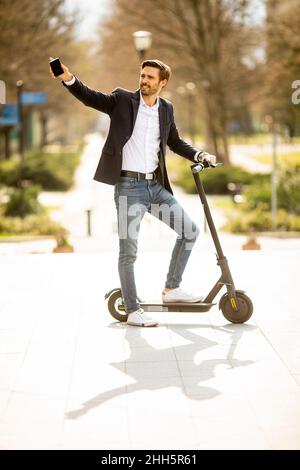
left=139, top=66, right=167, bottom=96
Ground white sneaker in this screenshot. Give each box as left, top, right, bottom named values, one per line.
left=127, top=308, right=158, bottom=327
left=162, top=287, right=204, bottom=303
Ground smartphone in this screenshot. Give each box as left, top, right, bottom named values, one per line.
left=49, top=57, right=64, bottom=77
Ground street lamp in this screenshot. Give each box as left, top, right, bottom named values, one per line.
left=132, top=31, right=152, bottom=62
left=265, top=114, right=278, bottom=231
left=16, top=79, right=24, bottom=187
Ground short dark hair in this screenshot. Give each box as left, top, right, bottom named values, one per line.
left=141, top=60, right=171, bottom=82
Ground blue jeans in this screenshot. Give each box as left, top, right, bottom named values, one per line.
left=114, top=176, right=200, bottom=313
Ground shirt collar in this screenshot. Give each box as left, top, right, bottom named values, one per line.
left=139, top=91, right=160, bottom=110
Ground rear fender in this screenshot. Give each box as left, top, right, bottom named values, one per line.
left=104, top=288, right=121, bottom=300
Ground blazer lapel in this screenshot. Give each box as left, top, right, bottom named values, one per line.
left=131, top=90, right=140, bottom=131
left=159, top=99, right=166, bottom=147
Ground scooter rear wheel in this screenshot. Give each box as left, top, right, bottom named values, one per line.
left=107, top=289, right=128, bottom=322
left=219, top=291, right=253, bottom=323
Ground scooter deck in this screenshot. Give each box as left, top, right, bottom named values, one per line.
left=141, top=301, right=215, bottom=313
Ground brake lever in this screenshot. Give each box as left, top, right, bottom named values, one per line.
left=210, top=163, right=223, bottom=168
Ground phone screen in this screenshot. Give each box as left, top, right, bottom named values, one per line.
left=50, top=58, right=64, bottom=77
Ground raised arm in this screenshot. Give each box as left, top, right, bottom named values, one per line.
left=49, top=58, right=118, bottom=115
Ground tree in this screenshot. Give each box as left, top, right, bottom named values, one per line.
left=97, top=0, right=256, bottom=165
left=0, top=0, right=100, bottom=152
left=263, top=0, right=300, bottom=139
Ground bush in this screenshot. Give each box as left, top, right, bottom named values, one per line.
left=0, top=159, right=20, bottom=186
left=243, top=182, right=271, bottom=210
left=0, top=214, right=68, bottom=236
left=23, top=149, right=81, bottom=190
left=4, top=185, right=44, bottom=218
left=277, top=166, right=300, bottom=215
left=200, top=166, right=264, bottom=194
left=169, top=157, right=268, bottom=194
left=243, top=165, right=300, bottom=215
left=222, top=208, right=300, bottom=233
left=0, top=146, right=82, bottom=191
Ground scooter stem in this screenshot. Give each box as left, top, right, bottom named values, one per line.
left=191, top=164, right=237, bottom=303
left=191, top=164, right=225, bottom=261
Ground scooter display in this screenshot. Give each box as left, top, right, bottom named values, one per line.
left=105, top=161, right=253, bottom=324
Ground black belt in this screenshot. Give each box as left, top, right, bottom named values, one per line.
left=120, top=170, right=158, bottom=180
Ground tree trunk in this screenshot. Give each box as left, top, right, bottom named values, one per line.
left=40, top=112, right=47, bottom=148
left=219, top=124, right=230, bottom=166
left=4, top=127, right=11, bottom=159
left=202, top=85, right=230, bottom=165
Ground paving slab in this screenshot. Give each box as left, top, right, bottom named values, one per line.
left=0, top=250, right=299, bottom=449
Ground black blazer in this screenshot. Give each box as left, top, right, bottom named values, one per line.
left=63, top=77, right=199, bottom=194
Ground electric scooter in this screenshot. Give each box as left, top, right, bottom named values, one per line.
left=105, top=161, right=253, bottom=324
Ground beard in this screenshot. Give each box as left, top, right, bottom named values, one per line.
left=140, top=83, right=159, bottom=96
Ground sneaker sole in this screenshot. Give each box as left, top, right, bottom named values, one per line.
left=126, top=321, right=158, bottom=327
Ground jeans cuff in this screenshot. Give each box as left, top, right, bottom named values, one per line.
left=126, top=305, right=140, bottom=314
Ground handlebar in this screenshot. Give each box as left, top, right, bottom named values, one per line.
left=191, top=162, right=223, bottom=174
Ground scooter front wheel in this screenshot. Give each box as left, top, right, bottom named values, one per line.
left=107, top=289, right=128, bottom=322
left=219, top=291, right=253, bottom=323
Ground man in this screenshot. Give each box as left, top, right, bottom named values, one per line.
left=50, top=59, right=216, bottom=327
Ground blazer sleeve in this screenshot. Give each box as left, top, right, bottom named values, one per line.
left=62, top=77, right=119, bottom=115
left=167, top=104, right=199, bottom=161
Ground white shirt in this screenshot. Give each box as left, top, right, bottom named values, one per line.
left=64, top=77, right=201, bottom=167
left=122, top=92, right=160, bottom=173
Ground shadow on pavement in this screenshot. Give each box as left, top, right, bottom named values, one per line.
left=65, top=322, right=255, bottom=420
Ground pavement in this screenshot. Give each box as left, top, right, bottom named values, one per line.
left=0, top=134, right=300, bottom=450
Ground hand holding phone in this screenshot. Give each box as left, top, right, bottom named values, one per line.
left=49, top=57, right=73, bottom=81
left=49, top=57, right=64, bottom=77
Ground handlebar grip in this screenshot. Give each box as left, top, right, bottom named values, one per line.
left=191, top=162, right=223, bottom=174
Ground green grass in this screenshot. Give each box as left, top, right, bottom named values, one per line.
left=0, top=214, right=68, bottom=236
left=228, top=133, right=271, bottom=145
left=213, top=196, right=236, bottom=210
left=252, top=152, right=300, bottom=166
left=229, top=134, right=300, bottom=146
left=0, top=234, right=53, bottom=241
left=193, top=132, right=300, bottom=146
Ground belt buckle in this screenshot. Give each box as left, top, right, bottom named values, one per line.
left=145, top=173, right=153, bottom=180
